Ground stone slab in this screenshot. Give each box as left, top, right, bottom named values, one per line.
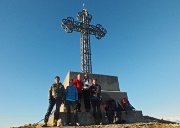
left=47, top=110, right=144, bottom=126
left=121, top=111, right=144, bottom=123
left=63, top=71, right=120, bottom=91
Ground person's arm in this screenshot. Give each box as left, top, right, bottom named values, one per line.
left=60, top=83, right=66, bottom=100
left=96, top=85, right=101, bottom=99
left=89, top=86, right=92, bottom=97
left=73, top=79, right=77, bottom=87
left=75, top=87, right=78, bottom=101
left=88, top=79, right=92, bottom=87
left=99, top=85, right=101, bottom=94
left=48, top=85, right=52, bottom=100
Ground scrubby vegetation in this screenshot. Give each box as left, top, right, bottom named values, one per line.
left=13, top=122, right=180, bottom=128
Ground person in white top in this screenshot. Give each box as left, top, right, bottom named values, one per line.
left=82, top=73, right=92, bottom=112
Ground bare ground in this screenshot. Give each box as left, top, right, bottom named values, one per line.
left=12, top=122, right=180, bottom=128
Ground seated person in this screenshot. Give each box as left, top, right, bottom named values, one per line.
left=104, top=98, right=122, bottom=124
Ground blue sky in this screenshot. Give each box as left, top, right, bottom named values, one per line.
left=0, top=0, right=180, bottom=127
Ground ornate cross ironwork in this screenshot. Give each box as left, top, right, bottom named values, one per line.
left=61, top=9, right=107, bottom=73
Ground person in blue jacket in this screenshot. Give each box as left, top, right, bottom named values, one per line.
left=65, top=79, right=79, bottom=126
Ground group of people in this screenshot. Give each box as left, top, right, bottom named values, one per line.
left=43, top=74, right=102, bottom=127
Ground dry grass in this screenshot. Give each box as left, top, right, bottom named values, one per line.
left=13, top=122, right=180, bottom=128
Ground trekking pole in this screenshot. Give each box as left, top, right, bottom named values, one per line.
left=35, top=110, right=55, bottom=125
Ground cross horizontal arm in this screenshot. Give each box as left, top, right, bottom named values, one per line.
left=61, top=17, right=107, bottom=39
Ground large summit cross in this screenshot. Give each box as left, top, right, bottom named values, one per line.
left=61, top=8, right=107, bottom=73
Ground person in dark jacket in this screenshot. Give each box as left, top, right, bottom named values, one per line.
left=43, top=76, right=66, bottom=127
left=65, top=79, right=79, bottom=126
left=89, top=78, right=102, bottom=125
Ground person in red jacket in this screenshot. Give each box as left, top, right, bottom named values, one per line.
left=73, top=74, right=83, bottom=112
left=121, top=98, right=128, bottom=114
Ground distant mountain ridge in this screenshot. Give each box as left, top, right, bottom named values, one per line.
left=163, top=116, right=180, bottom=123
left=144, top=116, right=176, bottom=124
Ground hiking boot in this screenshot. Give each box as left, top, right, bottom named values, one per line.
left=76, top=122, right=80, bottom=126
left=53, top=119, right=57, bottom=126
left=42, top=122, right=47, bottom=127
left=57, top=119, right=62, bottom=127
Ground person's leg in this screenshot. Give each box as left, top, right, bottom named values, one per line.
left=65, top=100, right=71, bottom=125
left=83, top=89, right=90, bottom=111
left=91, top=99, right=98, bottom=124
left=77, top=93, right=82, bottom=111
left=108, top=111, right=113, bottom=123
left=113, top=110, right=120, bottom=124
left=82, top=89, right=87, bottom=110
left=54, top=98, right=62, bottom=125
left=72, top=101, right=79, bottom=125
left=86, top=90, right=91, bottom=111
left=91, top=99, right=96, bottom=118
left=44, top=98, right=56, bottom=123
left=96, top=99, right=102, bottom=124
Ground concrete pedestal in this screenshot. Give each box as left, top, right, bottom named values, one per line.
left=47, top=110, right=144, bottom=126
left=47, top=71, right=144, bottom=126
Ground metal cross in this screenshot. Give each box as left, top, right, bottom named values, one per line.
left=61, top=9, right=107, bottom=73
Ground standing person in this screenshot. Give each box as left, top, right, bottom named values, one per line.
left=89, top=78, right=102, bottom=125
left=73, top=74, right=83, bottom=112
left=65, top=79, right=79, bottom=126
left=82, top=73, right=92, bottom=112
left=43, top=76, right=66, bottom=127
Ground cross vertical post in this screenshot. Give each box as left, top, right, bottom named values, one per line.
left=61, top=9, right=107, bottom=73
